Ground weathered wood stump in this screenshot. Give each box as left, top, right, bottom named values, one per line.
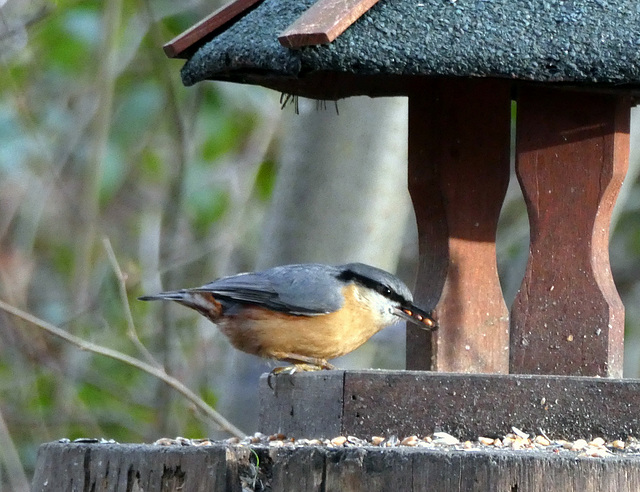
left=31, top=441, right=640, bottom=492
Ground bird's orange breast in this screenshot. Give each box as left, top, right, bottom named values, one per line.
left=216, top=284, right=386, bottom=361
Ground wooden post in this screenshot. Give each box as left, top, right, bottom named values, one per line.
left=407, top=79, right=511, bottom=373
left=511, top=87, right=629, bottom=377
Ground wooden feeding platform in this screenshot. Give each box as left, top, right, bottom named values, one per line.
left=32, top=0, right=640, bottom=490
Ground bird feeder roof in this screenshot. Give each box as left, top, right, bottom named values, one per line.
left=179, top=0, right=640, bottom=98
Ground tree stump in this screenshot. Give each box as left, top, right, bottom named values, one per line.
left=32, top=440, right=640, bottom=492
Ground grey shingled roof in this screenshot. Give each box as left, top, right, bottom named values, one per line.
left=181, top=0, right=640, bottom=95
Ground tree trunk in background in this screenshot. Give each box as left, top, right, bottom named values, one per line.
left=216, top=97, right=413, bottom=434
left=619, top=106, right=640, bottom=377
left=257, top=96, right=412, bottom=271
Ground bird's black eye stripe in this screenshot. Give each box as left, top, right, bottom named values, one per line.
left=337, top=270, right=405, bottom=303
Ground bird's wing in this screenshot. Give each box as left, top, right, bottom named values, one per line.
left=192, top=264, right=345, bottom=315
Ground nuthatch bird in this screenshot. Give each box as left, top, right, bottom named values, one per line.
left=140, top=263, right=436, bottom=371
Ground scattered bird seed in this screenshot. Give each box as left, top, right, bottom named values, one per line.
left=512, top=426, right=529, bottom=440
left=511, top=438, right=527, bottom=450
left=570, top=439, right=588, bottom=451
left=193, top=439, right=213, bottom=446
left=147, top=431, right=636, bottom=459
left=330, top=436, right=347, bottom=446
left=383, top=435, right=399, bottom=447
left=347, top=436, right=366, bottom=446
left=589, top=437, right=605, bottom=447
left=432, top=432, right=460, bottom=445
left=371, top=436, right=385, bottom=446
left=584, top=447, right=611, bottom=458
left=612, top=440, right=625, bottom=450
left=534, top=435, right=551, bottom=446
left=400, top=435, right=419, bottom=446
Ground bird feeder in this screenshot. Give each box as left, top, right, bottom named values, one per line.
left=32, top=0, right=640, bottom=489
left=167, top=0, right=640, bottom=376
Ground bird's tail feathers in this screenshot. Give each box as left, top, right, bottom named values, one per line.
left=138, top=290, right=188, bottom=302
left=138, top=290, right=223, bottom=319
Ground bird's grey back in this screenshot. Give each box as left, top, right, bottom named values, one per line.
left=195, top=263, right=346, bottom=315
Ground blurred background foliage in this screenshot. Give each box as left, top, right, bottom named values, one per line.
left=0, top=0, right=639, bottom=489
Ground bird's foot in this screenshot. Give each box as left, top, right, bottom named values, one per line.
left=267, top=366, right=298, bottom=389
left=267, top=359, right=336, bottom=388
left=269, top=352, right=336, bottom=371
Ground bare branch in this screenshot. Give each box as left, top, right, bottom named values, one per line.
left=0, top=299, right=245, bottom=439
left=102, top=236, right=160, bottom=369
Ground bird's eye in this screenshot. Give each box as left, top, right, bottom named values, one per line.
left=379, top=286, right=392, bottom=296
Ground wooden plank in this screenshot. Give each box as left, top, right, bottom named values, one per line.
left=278, top=0, right=380, bottom=49
left=163, top=0, right=264, bottom=59
left=32, top=441, right=640, bottom=491
left=342, top=371, right=640, bottom=440
left=258, top=371, right=344, bottom=438
left=407, top=79, right=511, bottom=373
left=511, top=87, right=630, bottom=377
left=259, top=371, right=640, bottom=441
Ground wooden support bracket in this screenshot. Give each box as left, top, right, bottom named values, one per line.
left=407, top=79, right=511, bottom=373
left=511, top=87, right=630, bottom=377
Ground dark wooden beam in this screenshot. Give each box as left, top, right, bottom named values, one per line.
left=278, top=0, right=381, bottom=48
left=259, top=371, right=344, bottom=437
left=407, top=78, right=511, bottom=373
left=511, top=87, right=630, bottom=377
left=260, top=371, right=640, bottom=441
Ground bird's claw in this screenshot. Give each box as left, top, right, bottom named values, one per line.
left=271, top=365, right=299, bottom=376
left=267, top=362, right=335, bottom=389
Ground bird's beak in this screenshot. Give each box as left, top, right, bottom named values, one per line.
left=393, top=304, right=437, bottom=330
